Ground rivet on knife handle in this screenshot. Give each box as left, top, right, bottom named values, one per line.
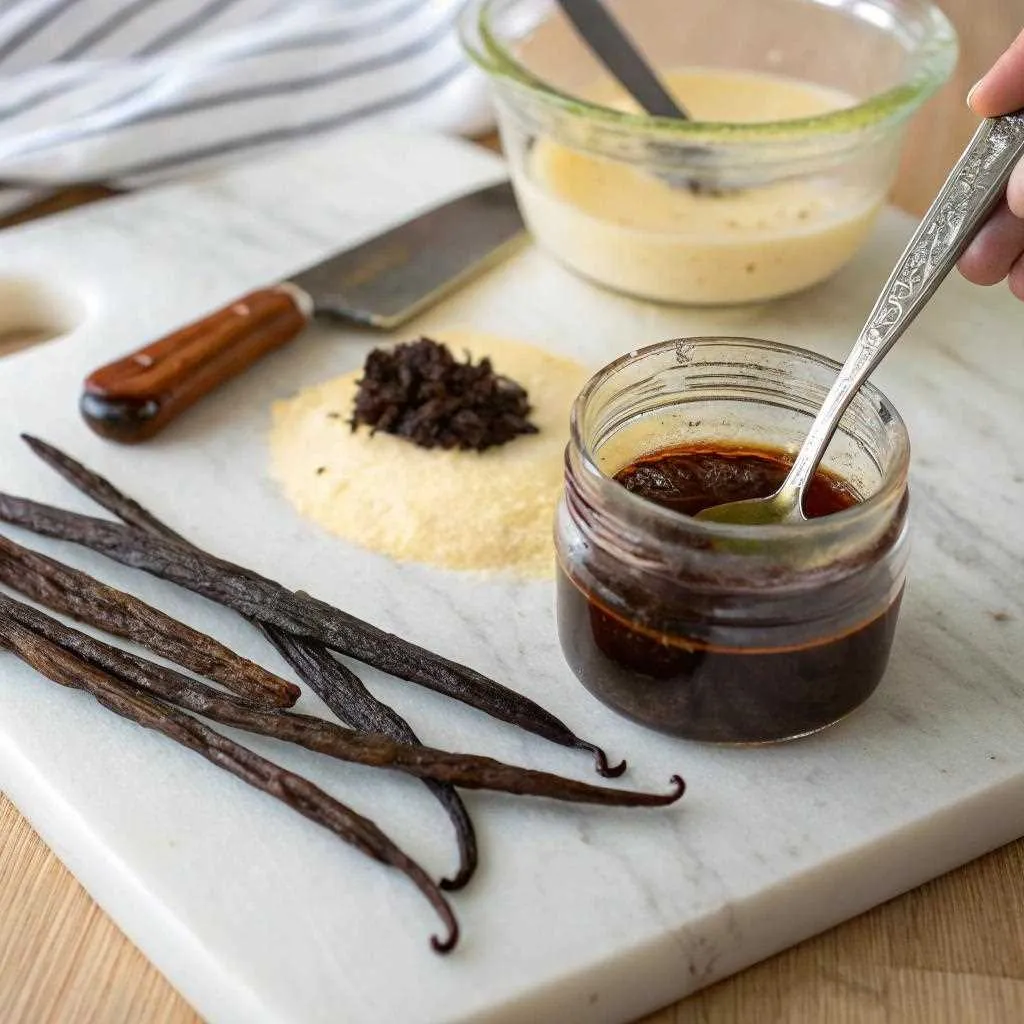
left=80, top=284, right=313, bottom=444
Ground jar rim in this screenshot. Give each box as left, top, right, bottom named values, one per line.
left=570, top=336, right=911, bottom=545
left=459, top=0, right=958, bottom=144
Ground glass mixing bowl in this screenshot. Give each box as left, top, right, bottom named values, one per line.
left=460, top=0, right=957, bottom=305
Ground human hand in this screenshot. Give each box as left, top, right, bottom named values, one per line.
left=958, top=30, right=1024, bottom=298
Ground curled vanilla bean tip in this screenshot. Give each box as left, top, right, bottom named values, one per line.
left=401, top=851, right=459, bottom=952
left=577, top=740, right=627, bottom=778
left=667, top=775, right=686, bottom=801
left=429, top=911, right=460, bottom=954
left=439, top=864, right=473, bottom=892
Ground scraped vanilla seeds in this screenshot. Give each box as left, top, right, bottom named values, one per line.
left=351, top=337, right=539, bottom=451
left=268, top=332, right=588, bottom=577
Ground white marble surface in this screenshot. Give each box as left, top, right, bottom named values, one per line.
left=0, top=128, right=1022, bottom=1024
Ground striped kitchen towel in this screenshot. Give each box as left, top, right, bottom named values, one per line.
left=0, top=0, right=495, bottom=213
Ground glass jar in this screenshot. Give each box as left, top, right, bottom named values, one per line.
left=555, top=338, right=910, bottom=743
left=460, top=0, right=957, bottom=304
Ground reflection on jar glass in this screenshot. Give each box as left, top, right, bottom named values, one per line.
left=554, top=338, right=911, bottom=743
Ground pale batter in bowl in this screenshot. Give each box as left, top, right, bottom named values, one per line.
left=462, top=0, right=956, bottom=306
left=515, top=69, right=881, bottom=304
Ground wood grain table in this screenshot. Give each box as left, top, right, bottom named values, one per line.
left=2, top=3, right=1023, bottom=1021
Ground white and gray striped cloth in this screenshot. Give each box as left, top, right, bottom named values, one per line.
left=0, top=0, right=494, bottom=213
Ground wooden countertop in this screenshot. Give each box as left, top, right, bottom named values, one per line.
left=2, top=3, right=1023, bottom=1020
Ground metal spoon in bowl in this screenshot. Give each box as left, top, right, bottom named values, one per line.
left=555, top=0, right=691, bottom=120
left=696, top=110, right=1024, bottom=526
left=553, top=0, right=725, bottom=192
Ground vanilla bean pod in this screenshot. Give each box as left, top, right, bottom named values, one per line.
left=0, top=533, right=298, bottom=708
left=21, top=436, right=479, bottom=890
left=12, top=437, right=625, bottom=778
left=0, top=590, right=684, bottom=806
left=263, top=626, right=477, bottom=889
left=0, top=611, right=458, bottom=953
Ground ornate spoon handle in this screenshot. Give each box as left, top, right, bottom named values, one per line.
left=862, top=110, right=1024, bottom=353
left=781, top=110, right=1024, bottom=506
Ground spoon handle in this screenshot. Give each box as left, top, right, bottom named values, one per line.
left=782, top=110, right=1024, bottom=504
left=555, top=0, right=688, bottom=119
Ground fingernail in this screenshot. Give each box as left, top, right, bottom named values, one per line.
left=967, top=80, right=982, bottom=109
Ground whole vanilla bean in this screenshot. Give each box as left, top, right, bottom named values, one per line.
left=0, top=612, right=459, bottom=953
left=0, top=590, right=685, bottom=807
left=11, top=439, right=626, bottom=778
left=263, top=626, right=477, bottom=890
left=20, top=435, right=479, bottom=890
left=0, top=533, right=299, bottom=708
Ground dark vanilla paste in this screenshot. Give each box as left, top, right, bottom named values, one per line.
left=557, top=445, right=902, bottom=742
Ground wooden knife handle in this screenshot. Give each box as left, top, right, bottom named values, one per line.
left=80, top=284, right=312, bottom=444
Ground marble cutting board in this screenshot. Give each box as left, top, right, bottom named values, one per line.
left=0, top=128, right=1022, bottom=1024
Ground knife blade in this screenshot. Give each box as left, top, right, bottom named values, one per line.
left=80, top=180, right=526, bottom=444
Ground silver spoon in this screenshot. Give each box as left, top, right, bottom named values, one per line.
left=554, top=0, right=691, bottom=120
left=697, top=110, right=1024, bottom=526
left=553, top=0, right=728, bottom=193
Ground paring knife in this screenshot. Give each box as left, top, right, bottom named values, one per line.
left=80, top=180, right=526, bottom=444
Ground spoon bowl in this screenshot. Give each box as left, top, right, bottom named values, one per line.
left=694, top=490, right=806, bottom=526
left=695, top=109, right=1024, bottom=526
